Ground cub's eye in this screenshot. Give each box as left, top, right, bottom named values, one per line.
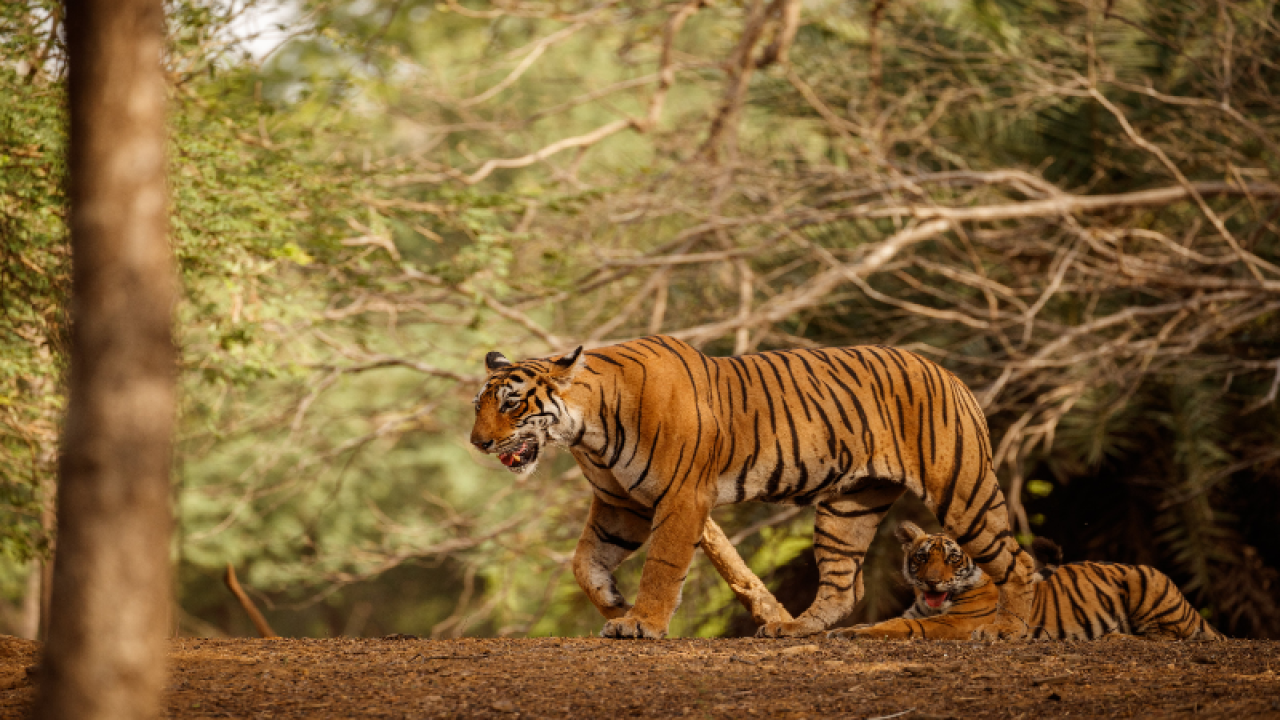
left=948, top=554, right=962, bottom=564
left=500, top=397, right=521, bottom=412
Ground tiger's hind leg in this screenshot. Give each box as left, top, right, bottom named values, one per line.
left=758, top=484, right=904, bottom=638
left=1125, top=566, right=1226, bottom=641
left=930, top=467, right=1038, bottom=640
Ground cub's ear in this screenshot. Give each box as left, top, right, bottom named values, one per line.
left=549, top=345, right=585, bottom=382
left=895, top=521, right=926, bottom=546
left=485, top=351, right=512, bottom=373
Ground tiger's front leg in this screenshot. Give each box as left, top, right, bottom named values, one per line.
left=572, top=496, right=653, bottom=621
left=601, top=495, right=711, bottom=640
left=936, top=467, right=1038, bottom=640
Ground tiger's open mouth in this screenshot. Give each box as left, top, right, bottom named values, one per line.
left=923, top=591, right=950, bottom=609
left=498, top=440, right=539, bottom=472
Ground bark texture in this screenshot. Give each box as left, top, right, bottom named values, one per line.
left=700, top=519, right=794, bottom=626
left=36, top=1, right=175, bottom=718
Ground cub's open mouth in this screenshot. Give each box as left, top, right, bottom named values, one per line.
left=498, top=441, right=539, bottom=471
left=923, top=591, right=950, bottom=609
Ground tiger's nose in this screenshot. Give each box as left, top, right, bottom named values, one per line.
left=471, top=437, right=493, bottom=452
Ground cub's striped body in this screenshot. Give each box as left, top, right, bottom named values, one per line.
left=847, top=523, right=1224, bottom=641
left=469, top=335, right=1036, bottom=639
left=832, top=521, right=1003, bottom=640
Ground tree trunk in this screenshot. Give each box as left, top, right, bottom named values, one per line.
left=19, top=562, right=40, bottom=640
left=36, top=0, right=175, bottom=718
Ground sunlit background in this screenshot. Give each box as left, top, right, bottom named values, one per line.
left=2, top=0, right=1278, bottom=641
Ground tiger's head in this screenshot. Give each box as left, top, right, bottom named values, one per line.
left=896, top=521, right=986, bottom=612
left=469, top=346, right=586, bottom=474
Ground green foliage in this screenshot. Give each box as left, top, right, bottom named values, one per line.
left=0, top=59, right=66, bottom=566
left=3, top=0, right=1278, bottom=640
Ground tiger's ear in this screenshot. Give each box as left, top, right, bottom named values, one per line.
left=485, top=351, right=512, bottom=373
left=895, top=521, right=926, bottom=546
left=548, top=345, right=585, bottom=382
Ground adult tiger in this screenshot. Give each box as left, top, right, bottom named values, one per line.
left=469, top=335, right=1037, bottom=639
left=839, top=522, right=1224, bottom=641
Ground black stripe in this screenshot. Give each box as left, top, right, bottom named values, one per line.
left=726, top=356, right=752, bottom=414
left=882, top=347, right=915, bottom=406
left=764, top=438, right=786, bottom=498
left=774, top=353, right=814, bottom=423
left=594, top=525, right=643, bottom=552
left=733, top=412, right=761, bottom=503
left=591, top=354, right=625, bottom=369
left=628, top=427, right=664, bottom=491
left=933, top=414, right=965, bottom=524
left=622, top=363, right=648, bottom=468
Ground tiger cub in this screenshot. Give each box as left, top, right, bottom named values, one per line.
left=837, top=522, right=1224, bottom=641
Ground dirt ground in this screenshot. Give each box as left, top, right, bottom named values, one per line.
left=1, top=634, right=1278, bottom=719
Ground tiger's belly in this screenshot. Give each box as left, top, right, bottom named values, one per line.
left=711, top=456, right=880, bottom=508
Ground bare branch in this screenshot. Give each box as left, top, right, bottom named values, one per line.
left=459, top=119, right=633, bottom=185
left=458, top=23, right=585, bottom=108
left=669, top=220, right=952, bottom=346
left=1087, top=86, right=1278, bottom=282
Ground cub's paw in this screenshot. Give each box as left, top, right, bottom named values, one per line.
left=969, top=626, right=1001, bottom=642
left=968, top=618, right=1027, bottom=642
left=756, top=619, right=823, bottom=638
left=826, top=625, right=872, bottom=640
left=601, top=616, right=666, bottom=640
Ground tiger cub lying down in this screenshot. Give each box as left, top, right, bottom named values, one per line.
left=832, top=521, right=1224, bottom=641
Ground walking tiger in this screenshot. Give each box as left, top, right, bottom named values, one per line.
left=837, top=521, right=1224, bottom=641
left=469, top=335, right=1037, bottom=639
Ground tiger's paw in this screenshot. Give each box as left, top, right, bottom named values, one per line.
left=756, top=619, right=824, bottom=638
left=601, top=616, right=666, bottom=640
left=600, top=602, right=633, bottom=620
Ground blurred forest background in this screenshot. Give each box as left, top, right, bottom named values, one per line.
left=2, top=0, right=1278, bottom=640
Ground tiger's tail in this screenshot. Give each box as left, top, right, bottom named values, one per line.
left=1029, top=537, right=1063, bottom=580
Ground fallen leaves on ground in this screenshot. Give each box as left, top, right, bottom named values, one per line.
left=0, top=635, right=1277, bottom=718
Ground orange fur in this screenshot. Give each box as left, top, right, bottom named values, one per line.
left=846, top=524, right=1225, bottom=641
left=470, top=336, right=1036, bottom=638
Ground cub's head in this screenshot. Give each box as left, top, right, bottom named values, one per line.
left=469, top=346, right=586, bottom=474
left=896, top=521, right=985, bottom=611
